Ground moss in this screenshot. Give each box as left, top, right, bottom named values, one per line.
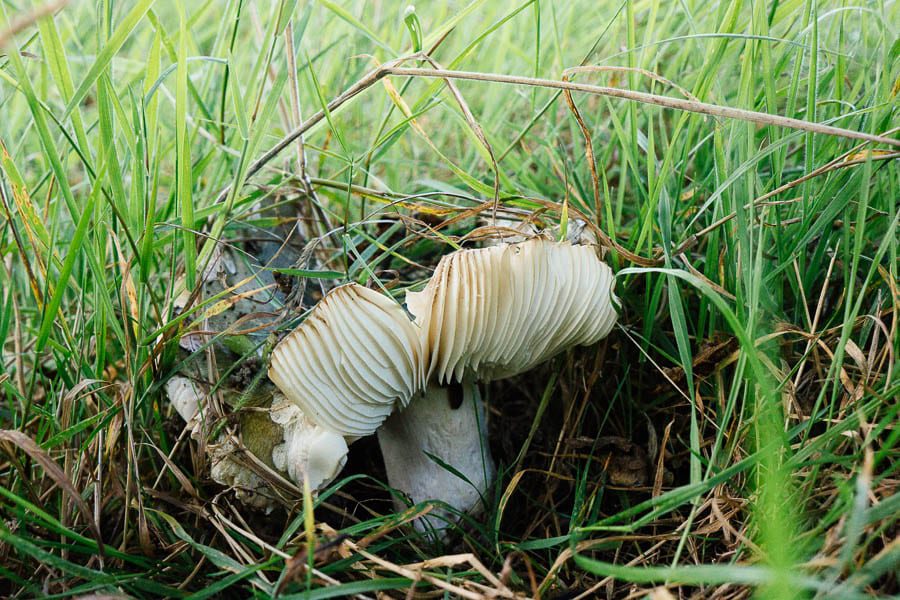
left=239, top=409, right=283, bottom=471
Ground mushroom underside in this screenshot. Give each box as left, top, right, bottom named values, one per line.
left=264, top=238, right=617, bottom=529
left=172, top=236, right=617, bottom=532
left=165, top=212, right=346, bottom=508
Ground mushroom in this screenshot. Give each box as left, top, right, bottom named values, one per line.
left=165, top=222, right=347, bottom=507
left=266, top=237, right=617, bottom=532
left=376, top=381, right=494, bottom=530
left=406, top=238, right=618, bottom=384
left=267, top=394, right=349, bottom=490
left=377, top=237, right=618, bottom=527
left=267, top=281, right=493, bottom=530
left=165, top=375, right=205, bottom=424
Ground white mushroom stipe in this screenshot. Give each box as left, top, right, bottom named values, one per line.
left=268, top=283, right=426, bottom=438
left=377, top=381, right=494, bottom=531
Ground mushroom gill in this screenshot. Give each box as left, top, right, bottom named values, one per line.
left=263, top=237, right=618, bottom=531
left=378, top=238, right=618, bottom=530
left=405, top=238, right=619, bottom=384
left=267, top=283, right=426, bottom=439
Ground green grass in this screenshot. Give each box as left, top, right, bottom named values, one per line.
left=1, top=0, right=897, bottom=597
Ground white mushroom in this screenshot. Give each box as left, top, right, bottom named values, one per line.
left=269, top=394, right=348, bottom=490
left=380, top=238, right=617, bottom=527
left=164, top=375, right=348, bottom=508
left=165, top=376, right=204, bottom=424
left=164, top=203, right=337, bottom=508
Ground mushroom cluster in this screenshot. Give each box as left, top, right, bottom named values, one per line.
left=265, top=236, right=619, bottom=529
left=163, top=206, right=348, bottom=509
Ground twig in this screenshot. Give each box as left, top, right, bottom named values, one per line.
left=0, top=0, right=68, bottom=49
left=385, top=67, right=899, bottom=147
left=208, top=58, right=897, bottom=264
left=215, top=59, right=898, bottom=209
left=417, top=55, right=501, bottom=223
left=561, top=67, right=659, bottom=265
left=689, top=149, right=900, bottom=243
left=209, top=55, right=415, bottom=208
left=565, top=65, right=701, bottom=103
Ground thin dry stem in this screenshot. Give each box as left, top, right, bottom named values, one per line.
left=386, top=67, right=899, bottom=147
left=0, top=0, right=68, bottom=49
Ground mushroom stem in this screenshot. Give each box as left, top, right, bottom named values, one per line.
left=377, top=380, right=495, bottom=532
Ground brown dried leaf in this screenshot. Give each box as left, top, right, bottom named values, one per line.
left=0, top=429, right=104, bottom=556
left=149, top=443, right=198, bottom=498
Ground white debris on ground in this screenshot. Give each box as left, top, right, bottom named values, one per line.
left=207, top=435, right=276, bottom=510
left=270, top=394, right=349, bottom=490
left=164, top=374, right=280, bottom=510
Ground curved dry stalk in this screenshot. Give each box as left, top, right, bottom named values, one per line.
left=561, top=69, right=656, bottom=265
left=209, top=54, right=418, bottom=208
left=0, top=0, right=68, bottom=49
left=560, top=64, right=705, bottom=265
left=220, top=58, right=897, bottom=208
left=385, top=67, right=899, bottom=147
left=690, top=149, right=900, bottom=242
left=417, top=55, right=502, bottom=224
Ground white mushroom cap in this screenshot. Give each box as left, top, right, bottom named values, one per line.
left=407, top=238, right=618, bottom=384
left=268, top=283, right=426, bottom=438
